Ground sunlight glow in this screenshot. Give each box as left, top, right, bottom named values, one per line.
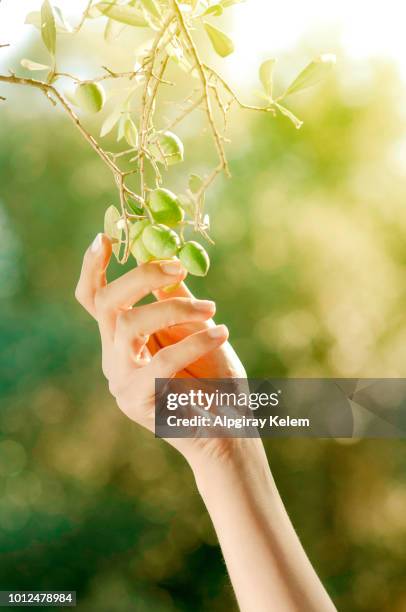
left=1, top=0, right=406, bottom=82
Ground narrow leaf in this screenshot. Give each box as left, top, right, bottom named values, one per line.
left=259, top=59, right=276, bottom=99
left=41, top=0, right=56, bottom=57
left=203, top=22, right=234, bottom=57
left=283, top=54, right=336, bottom=98
left=95, top=2, right=148, bottom=27
left=275, top=103, right=303, bottom=129
left=140, top=0, right=161, bottom=20
left=202, top=4, right=223, bottom=16
left=100, top=107, right=122, bottom=138
left=53, top=6, right=72, bottom=32
left=21, top=58, right=50, bottom=71
left=104, top=205, right=122, bottom=258
left=124, top=117, right=138, bottom=147
left=189, top=174, right=203, bottom=194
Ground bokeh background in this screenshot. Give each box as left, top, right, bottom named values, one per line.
left=1, top=1, right=406, bottom=610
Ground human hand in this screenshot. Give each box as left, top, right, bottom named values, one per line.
left=75, top=233, right=246, bottom=466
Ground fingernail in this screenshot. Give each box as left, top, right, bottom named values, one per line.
left=192, top=299, right=215, bottom=312
left=91, top=233, right=103, bottom=253
left=207, top=324, right=228, bottom=338
left=160, top=260, right=184, bottom=275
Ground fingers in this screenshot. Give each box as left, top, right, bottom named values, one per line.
left=96, top=259, right=187, bottom=317
left=113, top=298, right=216, bottom=379
left=149, top=324, right=229, bottom=378
left=116, top=297, right=216, bottom=340
left=75, top=233, right=112, bottom=318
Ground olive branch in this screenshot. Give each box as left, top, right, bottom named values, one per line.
left=0, top=0, right=335, bottom=275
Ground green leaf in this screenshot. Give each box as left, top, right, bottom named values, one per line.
left=95, top=2, right=148, bottom=27
left=142, top=224, right=180, bottom=259
left=179, top=241, right=210, bottom=276
left=104, top=205, right=122, bottom=258
left=259, top=59, right=276, bottom=99
left=283, top=54, right=336, bottom=98
left=189, top=173, right=203, bottom=194
left=220, top=0, right=244, bottom=7
left=124, top=117, right=138, bottom=147
left=275, top=102, right=303, bottom=130
left=53, top=6, right=72, bottom=32
left=100, top=106, right=122, bottom=138
left=149, top=189, right=184, bottom=226
left=140, top=0, right=161, bottom=20
left=202, top=4, right=223, bottom=16
left=75, top=82, right=106, bottom=113
left=203, top=22, right=234, bottom=57
left=20, top=58, right=50, bottom=71
left=158, top=131, right=184, bottom=165
left=41, top=0, right=56, bottom=57
left=104, top=17, right=126, bottom=42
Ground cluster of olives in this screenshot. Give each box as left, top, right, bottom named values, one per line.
left=105, top=188, right=210, bottom=277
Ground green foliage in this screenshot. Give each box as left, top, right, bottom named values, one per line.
left=149, top=188, right=184, bottom=226
left=203, top=22, right=235, bottom=57
left=75, top=82, right=106, bottom=113
left=40, top=0, right=56, bottom=58
left=142, top=224, right=180, bottom=258
left=0, top=0, right=335, bottom=274
left=1, top=38, right=406, bottom=611
left=179, top=241, right=210, bottom=276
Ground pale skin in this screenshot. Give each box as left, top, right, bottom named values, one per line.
left=75, top=233, right=337, bottom=612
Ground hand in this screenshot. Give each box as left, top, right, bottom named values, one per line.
left=75, top=233, right=246, bottom=466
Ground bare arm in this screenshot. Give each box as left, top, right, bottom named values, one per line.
left=75, top=234, right=336, bottom=612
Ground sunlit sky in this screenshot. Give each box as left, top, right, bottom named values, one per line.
left=1, top=0, right=406, bottom=81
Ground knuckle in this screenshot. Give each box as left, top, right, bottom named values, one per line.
left=116, top=310, right=132, bottom=334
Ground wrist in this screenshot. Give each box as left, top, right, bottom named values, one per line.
left=189, top=437, right=273, bottom=498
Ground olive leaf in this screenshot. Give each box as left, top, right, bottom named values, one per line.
left=202, top=4, right=224, bottom=16
left=41, top=0, right=56, bottom=57
left=75, top=83, right=106, bottom=113
left=139, top=0, right=161, bottom=20
left=104, top=205, right=122, bottom=258
left=283, top=54, right=336, bottom=98
left=100, top=106, right=123, bottom=138
left=95, top=2, right=148, bottom=27
left=20, top=58, right=50, bottom=71
left=221, top=0, right=244, bottom=6
left=124, top=117, right=138, bottom=147
left=275, top=102, right=303, bottom=130
left=203, top=22, right=234, bottom=57
left=189, top=173, right=203, bottom=194
left=259, top=59, right=276, bottom=100
left=104, top=18, right=126, bottom=42
left=53, top=6, right=72, bottom=33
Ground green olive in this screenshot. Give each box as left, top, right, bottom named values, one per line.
left=75, top=82, right=106, bottom=113
left=159, top=131, right=184, bottom=165
left=142, top=224, right=180, bottom=258
left=129, top=219, right=150, bottom=243
left=131, top=237, right=154, bottom=263
left=149, top=188, right=184, bottom=226
left=179, top=241, right=210, bottom=276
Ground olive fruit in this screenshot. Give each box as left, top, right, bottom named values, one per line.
left=159, top=131, right=184, bottom=165
left=179, top=241, right=210, bottom=276
left=149, top=188, right=184, bottom=226
left=142, top=224, right=180, bottom=258
left=75, top=82, right=105, bottom=113
left=129, top=220, right=153, bottom=263
left=131, top=237, right=154, bottom=263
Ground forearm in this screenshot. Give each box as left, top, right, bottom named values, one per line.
left=191, top=439, right=336, bottom=612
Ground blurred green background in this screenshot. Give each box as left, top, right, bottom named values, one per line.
left=1, top=7, right=406, bottom=611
